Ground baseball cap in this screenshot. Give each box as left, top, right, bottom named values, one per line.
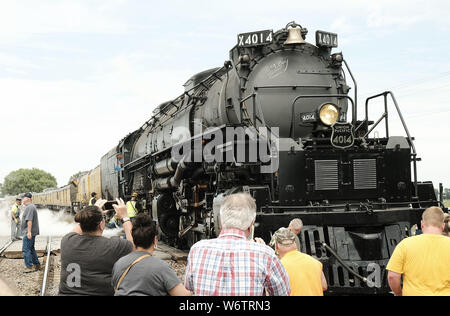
left=22, top=193, right=32, bottom=199
left=273, top=227, right=296, bottom=246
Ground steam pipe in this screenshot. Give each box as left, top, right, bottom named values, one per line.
left=170, top=157, right=192, bottom=188
left=153, top=158, right=178, bottom=177
left=154, top=156, right=194, bottom=190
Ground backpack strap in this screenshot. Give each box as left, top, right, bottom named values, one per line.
left=114, top=254, right=151, bottom=292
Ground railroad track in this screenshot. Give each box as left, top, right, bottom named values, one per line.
left=0, top=239, right=14, bottom=257
left=0, top=237, right=55, bottom=296
left=39, top=237, right=53, bottom=296
left=0, top=239, right=14, bottom=267
left=0, top=237, right=186, bottom=296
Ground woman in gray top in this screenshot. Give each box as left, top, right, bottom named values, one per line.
left=59, top=199, right=134, bottom=296
left=112, top=214, right=191, bottom=296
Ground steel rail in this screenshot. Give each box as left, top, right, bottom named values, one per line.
left=0, top=240, right=14, bottom=256
left=40, top=236, right=52, bottom=297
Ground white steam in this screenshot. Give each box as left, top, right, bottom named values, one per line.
left=0, top=200, right=124, bottom=238
left=0, top=202, right=11, bottom=237
left=0, top=202, right=76, bottom=237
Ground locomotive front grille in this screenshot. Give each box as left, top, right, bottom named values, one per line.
left=353, top=159, right=377, bottom=190
left=315, top=160, right=339, bottom=191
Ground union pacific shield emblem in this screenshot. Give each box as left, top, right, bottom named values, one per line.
left=331, top=122, right=355, bottom=149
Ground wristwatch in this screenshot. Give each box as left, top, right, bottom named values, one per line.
left=122, top=217, right=131, bottom=224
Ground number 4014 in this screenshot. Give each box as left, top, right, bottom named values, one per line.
left=334, top=136, right=352, bottom=144
left=239, top=32, right=273, bottom=46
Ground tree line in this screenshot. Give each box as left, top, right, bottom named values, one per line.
left=435, top=188, right=450, bottom=201
left=0, top=168, right=86, bottom=198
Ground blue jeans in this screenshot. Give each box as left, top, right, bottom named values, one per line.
left=22, top=236, right=40, bottom=268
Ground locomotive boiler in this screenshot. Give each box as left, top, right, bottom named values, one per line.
left=98, top=22, right=441, bottom=295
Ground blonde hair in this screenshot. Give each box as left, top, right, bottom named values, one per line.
left=422, top=207, right=445, bottom=228
left=220, top=193, right=256, bottom=231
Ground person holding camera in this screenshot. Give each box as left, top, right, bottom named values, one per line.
left=59, top=199, right=134, bottom=296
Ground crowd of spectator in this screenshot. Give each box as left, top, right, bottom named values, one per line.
left=1, top=193, right=449, bottom=296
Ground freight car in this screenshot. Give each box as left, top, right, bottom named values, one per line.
left=31, top=22, right=443, bottom=295
left=32, top=166, right=102, bottom=212
left=34, top=186, right=71, bottom=210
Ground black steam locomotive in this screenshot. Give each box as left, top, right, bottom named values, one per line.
left=100, top=22, right=440, bottom=295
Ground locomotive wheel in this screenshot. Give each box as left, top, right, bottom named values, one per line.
left=156, top=194, right=180, bottom=238
left=158, top=212, right=180, bottom=238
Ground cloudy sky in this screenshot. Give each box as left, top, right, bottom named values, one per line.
left=0, top=0, right=449, bottom=190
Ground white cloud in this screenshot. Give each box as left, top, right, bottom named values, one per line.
left=0, top=1, right=130, bottom=35
left=0, top=0, right=136, bottom=48
left=0, top=52, right=40, bottom=75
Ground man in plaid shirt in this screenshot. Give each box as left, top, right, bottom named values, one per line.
left=185, top=193, right=291, bottom=296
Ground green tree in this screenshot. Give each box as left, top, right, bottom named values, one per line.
left=0, top=183, right=4, bottom=198
left=2, top=168, right=57, bottom=195
left=444, top=188, right=450, bottom=200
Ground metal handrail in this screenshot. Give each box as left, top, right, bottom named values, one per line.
left=241, top=90, right=356, bottom=140
left=321, top=242, right=368, bottom=285
left=343, top=59, right=358, bottom=120
left=259, top=200, right=434, bottom=212
left=240, top=91, right=276, bottom=137
left=290, top=94, right=356, bottom=138
left=361, top=91, right=418, bottom=198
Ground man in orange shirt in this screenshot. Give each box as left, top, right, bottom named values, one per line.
left=387, top=207, right=450, bottom=296
left=275, top=227, right=327, bottom=296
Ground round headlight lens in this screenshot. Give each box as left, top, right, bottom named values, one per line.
left=319, top=104, right=339, bottom=126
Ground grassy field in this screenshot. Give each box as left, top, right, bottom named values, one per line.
left=445, top=200, right=450, bottom=208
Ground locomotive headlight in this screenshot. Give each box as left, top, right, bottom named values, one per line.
left=319, top=103, right=340, bottom=126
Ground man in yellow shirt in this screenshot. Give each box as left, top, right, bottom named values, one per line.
left=274, top=227, right=327, bottom=296
left=387, top=207, right=450, bottom=296
left=269, top=218, right=303, bottom=252
left=126, top=193, right=140, bottom=222
left=11, top=198, right=22, bottom=241
left=89, top=193, right=98, bottom=206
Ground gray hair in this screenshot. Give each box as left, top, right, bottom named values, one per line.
left=220, top=193, right=256, bottom=231
left=289, top=218, right=303, bottom=230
